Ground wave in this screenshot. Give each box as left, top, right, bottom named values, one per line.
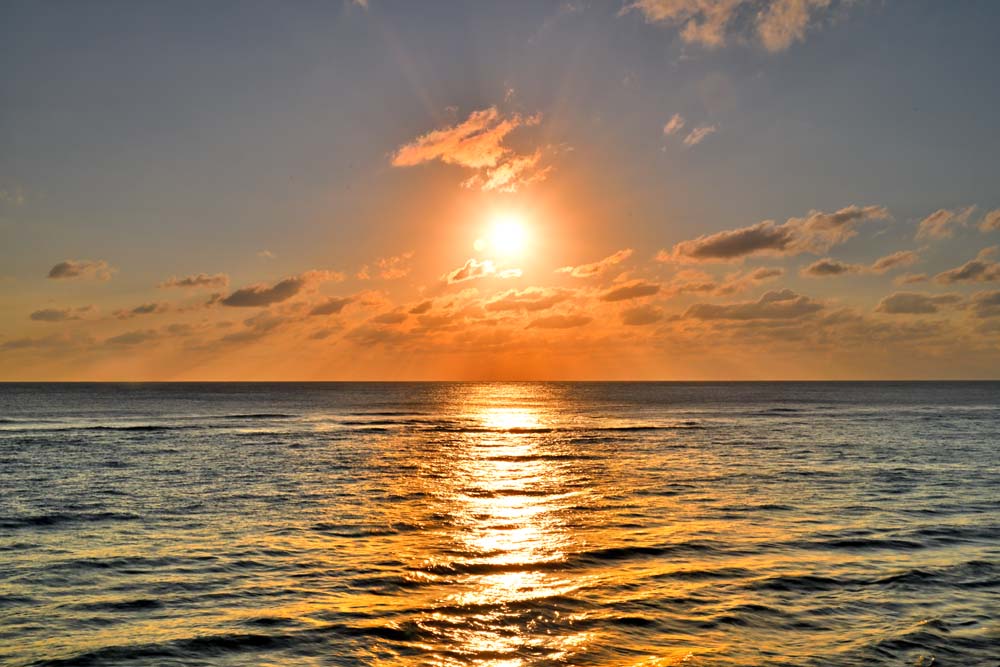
left=0, top=512, right=140, bottom=530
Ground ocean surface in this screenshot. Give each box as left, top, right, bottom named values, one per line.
left=0, top=382, right=998, bottom=666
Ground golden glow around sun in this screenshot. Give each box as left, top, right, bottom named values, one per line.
left=476, top=213, right=529, bottom=257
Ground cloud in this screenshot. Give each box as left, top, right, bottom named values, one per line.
left=258, top=250, right=276, bottom=259
left=373, top=310, right=408, bottom=325
left=663, top=113, right=685, bottom=135
left=663, top=204, right=890, bottom=262
left=527, top=314, right=593, bottom=329
left=30, top=307, right=88, bottom=322
left=104, top=330, right=159, bottom=346
left=969, top=290, right=1000, bottom=318
left=444, top=258, right=520, bottom=284
left=377, top=252, right=414, bottom=280
left=875, top=292, right=962, bottom=315
left=486, top=287, right=572, bottom=312
left=684, top=289, right=823, bottom=320
left=683, top=125, right=717, bottom=146
left=600, top=280, right=661, bottom=301
left=934, top=247, right=1000, bottom=284
left=556, top=249, right=634, bottom=277
left=392, top=107, right=549, bottom=192
left=409, top=300, right=433, bottom=315
left=621, top=304, right=665, bottom=326
left=916, top=206, right=976, bottom=240
left=309, top=296, right=354, bottom=316
left=870, top=250, right=919, bottom=274
left=895, top=273, right=929, bottom=286
left=979, top=209, right=1000, bottom=233
left=624, top=0, right=844, bottom=52
left=47, top=259, right=116, bottom=281
left=221, top=270, right=341, bottom=307
left=114, top=302, right=170, bottom=319
left=158, top=273, right=229, bottom=289
left=801, top=257, right=861, bottom=277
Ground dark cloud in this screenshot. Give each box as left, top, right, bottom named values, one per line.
left=444, top=258, right=515, bottom=284
left=47, top=259, right=115, bottom=281
left=600, top=281, right=660, bottom=302
left=222, top=271, right=340, bottom=307
left=875, top=292, right=962, bottom=315
left=685, top=289, right=823, bottom=320
left=30, top=308, right=77, bottom=322
left=664, top=205, right=889, bottom=262
left=158, top=273, right=229, bottom=289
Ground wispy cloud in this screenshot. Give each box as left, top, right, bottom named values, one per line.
left=663, top=113, right=685, bottom=135
left=683, top=124, right=717, bottom=146
left=392, top=107, right=550, bottom=192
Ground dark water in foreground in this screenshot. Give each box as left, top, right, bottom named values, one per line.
left=0, top=382, right=998, bottom=666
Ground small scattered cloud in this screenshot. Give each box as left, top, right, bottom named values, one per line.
left=527, top=314, right=592, bottom=329
left=600, top=280, right=661, bottom=301
left=221, top=270, right=341, bottom=307
left=621, top=304, right=665, bottom=326
left=979, top=209, right=1000, bottom=233
left=934, top=247, right=1000, bottom=284
left=556, top=249, right=633, bottom=278
left=158, top=273, right=229, bottom=289
left=104, top=329, right=159, bottom=346
left=377, top=251, right=414, bottom=280
left=683, top=125, right=717, bottom=146
left=801, top=257, right=862, bottom=277
left=916, top=206, right=976, bottom=240
left=114, top=302, right=170, bottom=319
left=875, top=292, right=962, bottom=315
left=310, top=296, right=354, bottom=316
left=895, top=273, right=929, bottom=286
left=47, top=259, right=116, bottom=281
left=969, top=290, right=1000, bottom=318
left=409, top=300, right=433, bottom=315
left=29, top=305, right=92, bottom=322
left=684, top=289, right=823, bottom=320
left=663, top=113, right=685, bottom=136
left=392, top=107, right=549, bottom=192
left=870, top=250, right=919, bottom=274
left=662, top=205, right=890, bottom=263
left=624, top=0, right=846, bottom=52
left=258, top=250, right=276, bottom=259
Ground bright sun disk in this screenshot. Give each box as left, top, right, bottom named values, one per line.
left=488, top=213, right=528, bottom=256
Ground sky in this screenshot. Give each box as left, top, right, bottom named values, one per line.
left=2, top=0, right=1000, bottom=380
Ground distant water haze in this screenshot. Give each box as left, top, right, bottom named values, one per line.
left=1, top=382, right=997, bottom=665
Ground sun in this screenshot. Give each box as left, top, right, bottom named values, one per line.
left=483, top=213, right=529, bottom=257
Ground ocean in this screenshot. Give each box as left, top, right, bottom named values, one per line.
left=0, top=382, right=997, bottom=666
